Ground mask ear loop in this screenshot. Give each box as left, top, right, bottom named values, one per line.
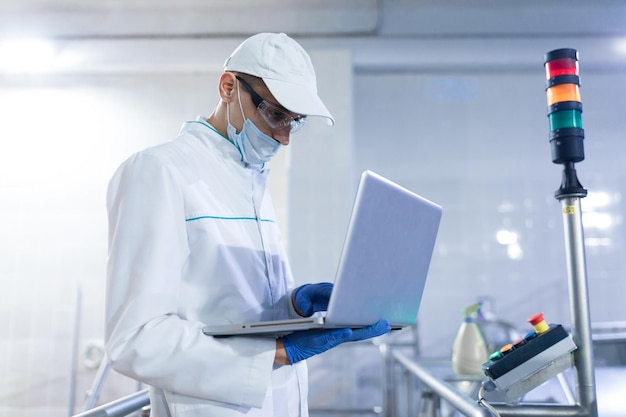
left=236, top=80, right=246, bottom=120
left=226, top=79, right=247, bottom=129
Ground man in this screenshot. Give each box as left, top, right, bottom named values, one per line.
left=105, top=32, right=389, bottom=417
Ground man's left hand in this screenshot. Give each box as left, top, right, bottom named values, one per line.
left=292, top=282, right=333, bottom=317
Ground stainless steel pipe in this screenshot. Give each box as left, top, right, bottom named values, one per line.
left=559, top=196, right=598, bottom=416
left=71, top=389, right=150, bottom=417
left=492, top=404, right=587, bottom=417
left=392, top=351, right=491, bottom=417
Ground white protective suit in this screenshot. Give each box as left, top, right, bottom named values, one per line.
left=105, top=117, right=308, bottom=417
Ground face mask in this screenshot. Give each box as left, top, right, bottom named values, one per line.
left=226, top=82, right=281, bottom=166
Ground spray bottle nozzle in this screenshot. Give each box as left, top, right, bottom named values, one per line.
left=462, top=302, right=482, bottom=321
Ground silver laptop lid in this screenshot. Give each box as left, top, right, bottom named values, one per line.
left=325, top=170, right=442, bottom=327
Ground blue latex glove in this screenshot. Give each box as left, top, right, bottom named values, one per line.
left=292, top=282, right=333, bottom=317
left=281, top=320, right=391, bottom=364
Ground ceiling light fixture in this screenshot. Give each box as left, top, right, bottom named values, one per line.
left=0, top=38, right=56, bottom=73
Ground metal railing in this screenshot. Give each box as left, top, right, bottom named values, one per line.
left=71, top=389, right=149, bottom=417
left=388, top=350, right=490, bottom=417
left=384, top=349, right=594, bottom=417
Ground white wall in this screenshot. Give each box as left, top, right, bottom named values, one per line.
left=0, top=48, right=353, bottom=415
left=354, top=66, right=626, bottom=357
left=287, top=50, right=355, bottom=285
left=0, top=73, right=219, bottom=416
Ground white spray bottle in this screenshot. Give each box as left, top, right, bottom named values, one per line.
left=451, top=302, right=489, bottom=376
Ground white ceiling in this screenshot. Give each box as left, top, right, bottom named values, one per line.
left=1, top=0, right=625, bottom=38
left=1, top=0, right=625, bottom=74
left=0, top=0, right=379, bottom=38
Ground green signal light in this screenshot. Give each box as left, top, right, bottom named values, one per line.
left=549, top=109, right=583, bottom=130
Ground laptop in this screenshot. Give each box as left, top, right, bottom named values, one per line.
left=202, top=170, right=442, bottom=337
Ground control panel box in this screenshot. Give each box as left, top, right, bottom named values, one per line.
left=481, top=313, right=577, bottom=403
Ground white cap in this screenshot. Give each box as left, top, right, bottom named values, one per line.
left=223, top=32, right=335, bottom=126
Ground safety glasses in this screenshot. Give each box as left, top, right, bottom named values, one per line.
left=236, top=76, right=307, bottom=133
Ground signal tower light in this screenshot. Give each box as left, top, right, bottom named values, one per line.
left=541, top=49, right=598, bottom=417
left=544, top=48, right=587, bottom=198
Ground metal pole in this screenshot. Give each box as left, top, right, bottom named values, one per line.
left=379, top=342, right=396, bottom=417
left=407, top=371, right=416, bottom=417
left=84, top=356, right=110, bottom=410
left=556, top=373, right=576, bottom=405
left=71, top=389, right=150, bottom=417
left=392, top=351, right=490, bottom=417
left=492, top=404, right=587, bottom=417
left=559, top=196, right=598, bottom=416
left=68, top=285, right=82, bottom=417
left=544, top=48, right=598, bottom=417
